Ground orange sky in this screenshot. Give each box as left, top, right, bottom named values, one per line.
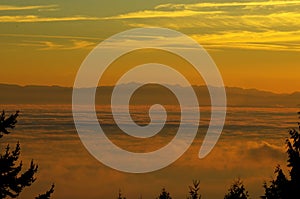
left=0, top=0, right=300, bottom=93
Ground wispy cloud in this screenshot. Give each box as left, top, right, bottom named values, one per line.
left=104, top=0, right=300, bottom=21
left=17, top=39, right=96, bottom=50
left=0, top=15, right=100, bottom=23
left=155, top=0, right=300, bottom=10
left=38, top=8, right=60, bottom=12
left=118, top=1, right=300, bottom=52
left=68, top=40, right=96, bottom=50
left=192, top=30, right=300, bottom=51
left=0, top=4, right=58, bottom=11
left=2, top=1, right=300, bottom=52
left=103, top=10, right=224, bottom=20
left=0, top=33, right=100, bottom=40
left=143, top=11, right=300, bottom=31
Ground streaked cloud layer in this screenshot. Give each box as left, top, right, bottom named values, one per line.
left=1, top=1, right=299, bottom=51
left=106, top=0, right=300, bottom=51
left=0, top=4, right=58, bottom=11
left=155, top=0, right=300, bottom=10
left=0, top=15, right=99, bottom=23
left=103, top=10, right=224, bottom=19
left=17, top=39, right=96, bottom=50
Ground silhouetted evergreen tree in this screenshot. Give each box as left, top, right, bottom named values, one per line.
left=262, top=166, right=289, bottom=199
left=35, top=184, right=54, bottom=199
left=187, top=180, right=201, bottom=199
left=224, top=178, right=249, bottom=199
left=286, top=113, right=300, bottom=197
left=262, top=112, right=300, bottom=199
left=0, top=111, right=54, bottom=198
left=157, top=188, right=172, bottom=199
left=0, top=111, right=18, bottom=138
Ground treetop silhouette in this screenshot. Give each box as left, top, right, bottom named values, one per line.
left=262, top=112, right=300, bottom=199
left=0, top=111, right=19, bottom=138
left=224, top=178, right=249, bottom=199
left=0, top=111, right=54, bottom=199
left=187, top=180, right=201, bottom=199
left=157, top=188, right=172, bottom=199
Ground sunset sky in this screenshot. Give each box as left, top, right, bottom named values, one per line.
left=1, top=0, right=300, bottom=93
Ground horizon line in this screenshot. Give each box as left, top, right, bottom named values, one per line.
left=0, top=82, right=299, bottom=95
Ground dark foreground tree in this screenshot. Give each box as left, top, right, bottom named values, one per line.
left=262, top=112, right=300, bottom=199
left=157, top=188, right=172, bottom=199
left=224, top=178, right=249, bottom=199
left=0, top=111, right=54, bottom=198
left=286, top=114, right=300, bottom=197
left=187, top=180, right=201, bottom=199
left=262, top=165, right=289, bottom=199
